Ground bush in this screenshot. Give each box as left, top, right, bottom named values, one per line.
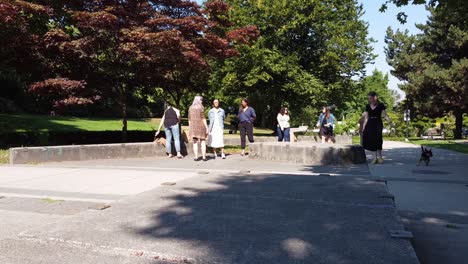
left=0, top=97, right=22, bottom=114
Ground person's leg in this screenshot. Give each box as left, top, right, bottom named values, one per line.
left=284, top=128, right=290, bottom=142
left=247, top=123, right=254, bottom=143
left=221, top=147, right=225, bottom=158
left=193, top=138, right=199, bottom=159
left=212, top=147, right=217, bottom=158
left=165, top=127, right=173, bottom=156
left=171, top=125, right=182, bottom=156
left=277, top=127, right=283, bottom=142
left=239, top=123, right=247, bottom=154
left=201, top=140, right=207, bottom=160
left=321, top=136, right=326, bottom=143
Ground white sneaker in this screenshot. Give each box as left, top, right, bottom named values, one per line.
left=221, top=153, right=226, bottom=159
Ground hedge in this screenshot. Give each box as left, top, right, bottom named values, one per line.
left=0, top=130, right=160, bottom=148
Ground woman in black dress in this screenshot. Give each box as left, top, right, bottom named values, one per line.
left=360, top=91, right=394, bottom=164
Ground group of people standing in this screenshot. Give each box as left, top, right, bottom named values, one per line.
left=156, top=91, right=393, bottom=165
left=156, top=97, right=256, bottom=161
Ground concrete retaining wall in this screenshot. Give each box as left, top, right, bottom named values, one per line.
left=9, top=134, right=354, bottom=164
left=9, top=142, right=167, bottom=165
left=249, top=142, right=366, bottom=166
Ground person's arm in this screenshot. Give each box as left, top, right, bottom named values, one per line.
left=202, top=109, right=209, bottom=135
left=174, top=107, right=181, bottom=123
left=360, top=112, right=368, bottom=134
left=155, top=112, right=165, bottom=137
left=250, top=108, right=256, bottom=122
left=316, top=113, right=322, bottom=127
left=277, top=114, right=283, bottom=130
left=330, top=114, right=336, bottom=128
left=381, top=110, right=394, bottom=127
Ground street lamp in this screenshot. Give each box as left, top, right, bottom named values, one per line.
left=404, top=107, right=410, bottom=139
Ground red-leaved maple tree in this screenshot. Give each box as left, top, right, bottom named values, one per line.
left=1, top=0, right=258, bottom=141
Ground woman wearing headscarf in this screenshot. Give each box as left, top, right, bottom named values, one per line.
left=188, top=95, right=209, bottom=161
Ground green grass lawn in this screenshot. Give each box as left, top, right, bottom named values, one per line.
left=352, top=136, right=468, bottom=154
left=0, top=114, right=160, bottom=132
left=0, top=149, right=9, bottom=164
left=408, top=139, right=468, bottom=154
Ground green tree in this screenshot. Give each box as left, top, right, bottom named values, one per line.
left=380, top=0, right=467, bottom=23
left=360, top=69, right=397, bottom=109
left=385, top=6, right=467, bottom=138
left=4, top=0, right=256, bottom=141
left=210, top=0, right=375, bottom=127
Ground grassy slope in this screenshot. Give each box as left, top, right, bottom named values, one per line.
left=0, top=149, right=8, bottom=164
left=352, top=136, right=468, bottom=154
left=409, top=139, right=468, bottom=154
left=0, top=114, right=160, bottom=132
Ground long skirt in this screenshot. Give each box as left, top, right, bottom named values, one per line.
left=363, top=119, right=383, bottom=151
left=209, top=122, right=224, bottom=148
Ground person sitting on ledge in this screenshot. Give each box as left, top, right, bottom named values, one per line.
left=316, top=106, right=335, bottom=144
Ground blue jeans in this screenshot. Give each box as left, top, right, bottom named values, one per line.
left=277, top=127, right=290, bottom=142
left=165, top=125, right=181, bottom=154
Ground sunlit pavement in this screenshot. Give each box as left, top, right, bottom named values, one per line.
left=369, top=141, right=468, bottom=264
left=0, top=150, right=419, bottom=264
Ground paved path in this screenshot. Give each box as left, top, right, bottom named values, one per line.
left=369, top=141, right=468, bottom=264
left=0, top=155, right=418, bottom=264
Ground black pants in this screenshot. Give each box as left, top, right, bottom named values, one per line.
left=239, top=122, right=254, bottom=149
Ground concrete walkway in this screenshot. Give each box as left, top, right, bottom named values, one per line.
left=0, top=155, right=418, bottom=264
left=369, top=141, right=468, bottom=264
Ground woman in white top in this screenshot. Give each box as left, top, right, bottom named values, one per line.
left=277, top=107, right=290, bottom=142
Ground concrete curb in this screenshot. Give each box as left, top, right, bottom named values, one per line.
left=249, top=142, right=366, bottom=165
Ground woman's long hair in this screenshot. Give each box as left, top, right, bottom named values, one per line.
left=323, top=106, right=331, bottom=119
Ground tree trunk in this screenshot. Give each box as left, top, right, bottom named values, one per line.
left=122, top=101, right=128, bottom=143
left=454, top=109, right=463, bottom=139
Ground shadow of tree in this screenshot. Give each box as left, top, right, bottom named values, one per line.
left=127, top=172, right=417, bottom=264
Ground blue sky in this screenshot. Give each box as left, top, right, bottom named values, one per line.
left=195, top=0, right=429, bottom=96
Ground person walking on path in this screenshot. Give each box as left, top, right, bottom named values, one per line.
left=237, top=98, right=256, bottom=156
left=277, top=107, right=290, bottom=142
left=316, top=106, right=335, bottom=143
left=188, top=95, right=209, bottom=161
left=208, top=99, right=226, bottom=159
left=360, top=91, right=394, bottom=164
left=155, top=105, right=183, bottom=158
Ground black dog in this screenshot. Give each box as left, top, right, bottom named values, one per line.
left=418, top=146, right=433, bottom=166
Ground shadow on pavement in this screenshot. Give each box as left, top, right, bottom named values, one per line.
left=129, top=172, right=417, bottom=264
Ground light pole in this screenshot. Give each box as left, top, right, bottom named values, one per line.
left=404, top=106, right=410, bottom=139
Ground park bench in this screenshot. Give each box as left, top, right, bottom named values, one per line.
left=290, top=125, right=309, bottom=142
left=421, top=127, right=445, bottom=140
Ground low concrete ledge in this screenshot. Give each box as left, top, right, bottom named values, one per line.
left=9, top=142, right=167, bottom=165
left=9, top=134, right=354, bottom=164
left=249, top=142, right=366, bottom=166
